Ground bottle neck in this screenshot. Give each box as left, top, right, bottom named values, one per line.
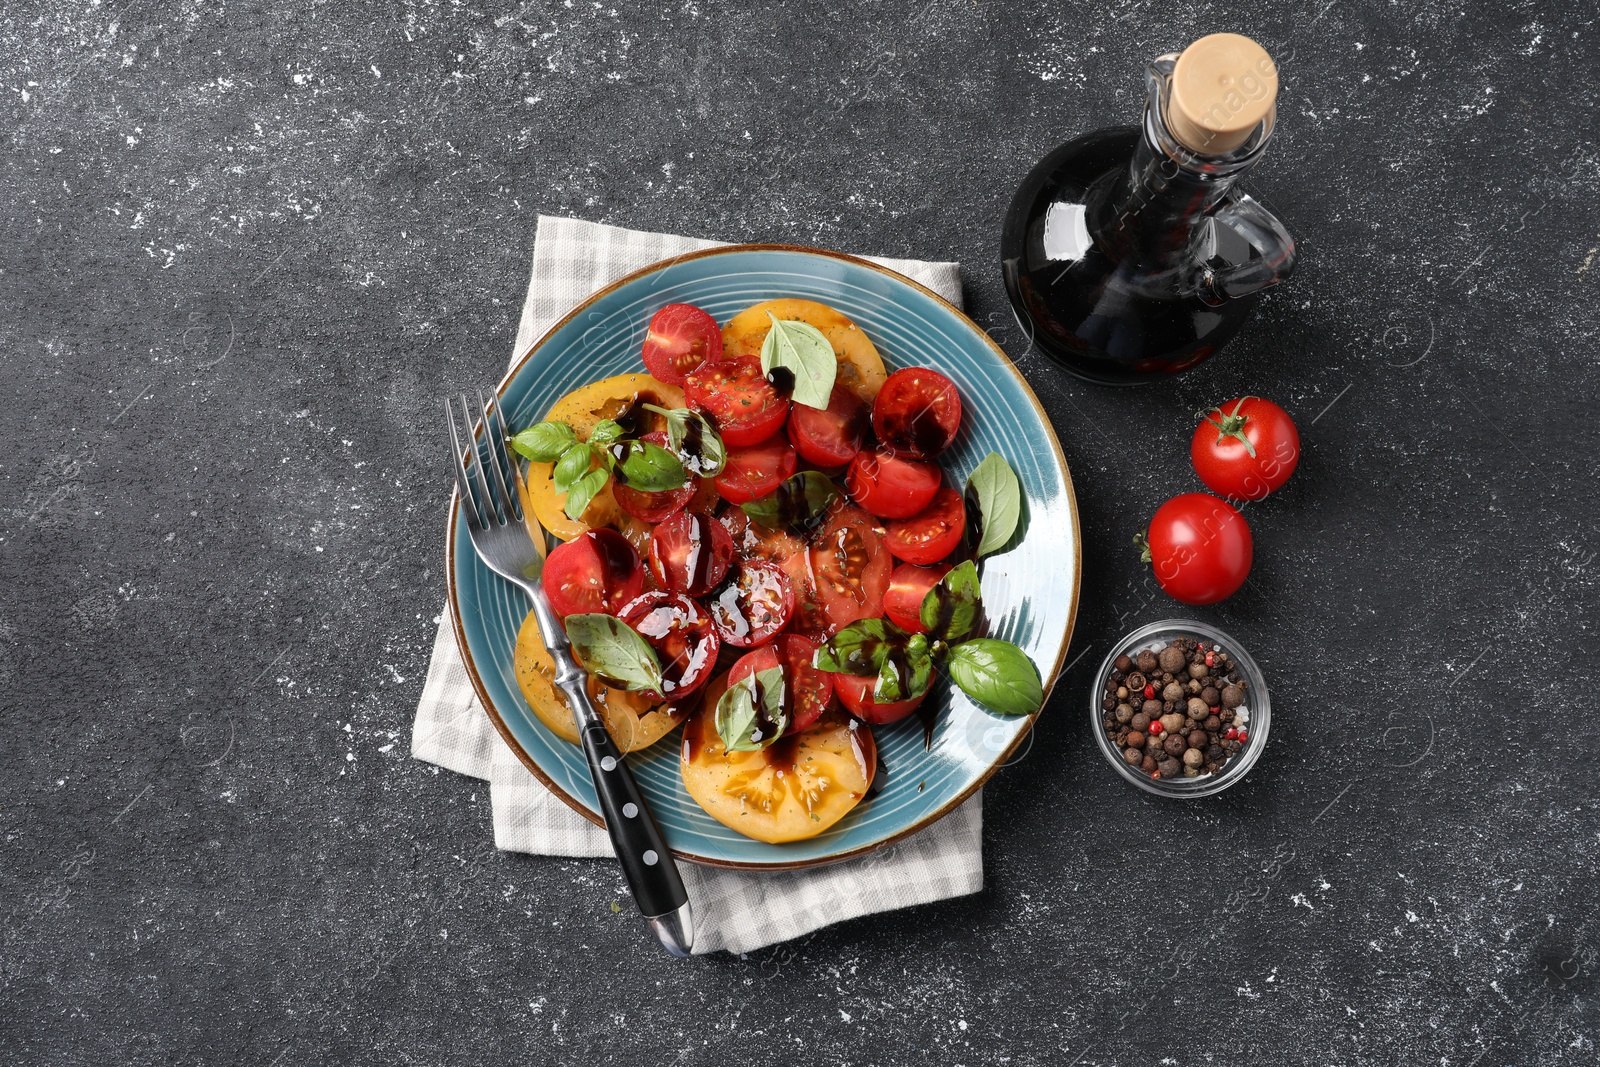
left=1092, top=112, right=1250, bottom=266
left=1089, top=58, right=1272, bottom=269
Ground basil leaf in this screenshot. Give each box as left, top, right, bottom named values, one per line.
left=643, top=404, right=726, bottom=477
left=874, top=633, right=934, bottom=703
left=920, top=559, right=982, bottom=642
left=589, top=419, right=624, bottom=446
left=510, top=421, right=577, bottom=463
left=715, top=666, right=787, bottom=752
left=945, top=638, right=1043, bottom=717
left=552, top=443, right=595, bottom=494
left=562, top=466, right=609, bottom=521
left=814, top=617, right=900, bottom=676
left=966, top=452, right=1022, bottom=558
left=564, top=613, right=665, bottom=694
left=741, top=470, right=839, bottom=532
left=614, top=440, right=688, bottom=493
left=759, top=312, right=836, bottom=410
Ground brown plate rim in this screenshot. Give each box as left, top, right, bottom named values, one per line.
left=445, top=242, right=1082, bottom=872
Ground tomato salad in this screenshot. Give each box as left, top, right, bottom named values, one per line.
left=506, top=298, right=1043, bottom=845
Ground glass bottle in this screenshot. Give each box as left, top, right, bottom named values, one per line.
left=1000, top=34, right=1297, bottom=385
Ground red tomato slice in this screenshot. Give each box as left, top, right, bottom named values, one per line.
left=714, top=437, right=798, bottom=505
left=883, top=486, right=965, bottom=565
left=708, top=558, right=794, bottom=648
left=685, top=356, right=790, bottom=447
left=845, top=449, right=941, bottom=520
left=833, top=671, right=932, bottom=725
left=787, top=385, right=868, bottom=468
left=777, top=548, right=832, bottom=642
left=809, top=505, right=892, bottom=631
left=729, top=634, right=833, bottom=735
left=871, top=367, right=962, bottom=458
left=882, top=562, right=952, bottom=633
left=544, top=529, right=645, bottom=618
left=613, top=431, right=696, bottom=523
left=641, top=303, right=722, bottom=385
left=618, top=591, right=719, bottom=699
left=648, top=511, right=733, bottom=596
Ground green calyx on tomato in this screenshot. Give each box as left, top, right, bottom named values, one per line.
left=1199, top=396, right=1260, bottom=458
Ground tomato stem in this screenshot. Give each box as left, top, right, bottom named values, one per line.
left=1134, top=532, right=1152, bottom=565
left=1203, top=396, right=1258, bottom=459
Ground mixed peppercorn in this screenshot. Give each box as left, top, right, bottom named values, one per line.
left=1100, top=636, right=1249, bottom=780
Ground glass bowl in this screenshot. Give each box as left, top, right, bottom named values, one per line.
left=1090, top=619, right=1270, bottom=798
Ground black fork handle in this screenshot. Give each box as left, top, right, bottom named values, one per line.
left=570, top=704, right=690, bottom=920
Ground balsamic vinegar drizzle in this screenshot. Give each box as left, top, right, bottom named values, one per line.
left=765, top=365, right=796, bottom=398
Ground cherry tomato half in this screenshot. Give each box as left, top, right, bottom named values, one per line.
left=714, top=436, right=798, bottom=505
left=1143, top=492, right=1253, bottom=605
left=728, top=634, right=833, bottom=735
left=613, top=431, right=697, bottom=524
left=809, top=505, right=892, bottom=631
left=618, top=591, right=719, bottom=699
left=685, top=355, right=790, bottom=447
left=883, top=486, right=965, bottom=565
left=845, top=449, right=941, bottom=520
left=708, top=558, right=794, bottom=648
left=640, top=303, right=722, bottom=385
left=787, top=384, right=868, bottom=468
left=544, top=529, right=645, bottom=618
left=648, top=511, right=733, bottom=596
left=871, top=367, right=962, bottom=459
left=833, top=670, right=932, bottom=725
left=882, top=562, right=952, bottom=633
left=1190, top=397, right=1301, bottom=501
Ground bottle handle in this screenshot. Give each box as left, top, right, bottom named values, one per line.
left=1199, top=193, right=1297, bottom=305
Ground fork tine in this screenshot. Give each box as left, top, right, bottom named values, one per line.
left=456, top=394, right=496, bottom=525
left=478, top=389, right=517, bottom=527
left=445, top=397, right=484, bottom=532
left=485, top=390, right=524, bottom=523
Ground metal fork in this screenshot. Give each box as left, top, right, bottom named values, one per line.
left=446, top=391, right=693, bottom=957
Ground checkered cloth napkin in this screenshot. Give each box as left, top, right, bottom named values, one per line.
left=412, top=215, right=983, bottom=955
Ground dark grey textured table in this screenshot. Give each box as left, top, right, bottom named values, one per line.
left=4, top=1, right=1596, bottom=1063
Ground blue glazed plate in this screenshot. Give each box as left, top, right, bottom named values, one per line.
left=447, top=245, right=1080, bottom=870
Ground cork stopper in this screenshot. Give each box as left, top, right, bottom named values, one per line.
left=1167, top=33, right=1278, bottom=155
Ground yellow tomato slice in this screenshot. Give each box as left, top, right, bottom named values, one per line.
left=720, top=299, right=888, bottom=402
left=523, top=372, right=687, bottom=542
left=680, top=672, right=877, bottom=844
left=512, top=610, right=690, bottom=752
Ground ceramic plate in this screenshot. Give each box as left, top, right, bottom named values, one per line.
left=447, top=245, right=1080, bottom=869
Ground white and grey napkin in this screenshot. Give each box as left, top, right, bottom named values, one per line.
left=411, top=215, right=982, bottom=955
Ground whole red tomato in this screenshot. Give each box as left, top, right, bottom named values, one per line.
left=1141, top=493, right=1253, bottom=605
left=1190, top=397, right=1300, bottom=501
